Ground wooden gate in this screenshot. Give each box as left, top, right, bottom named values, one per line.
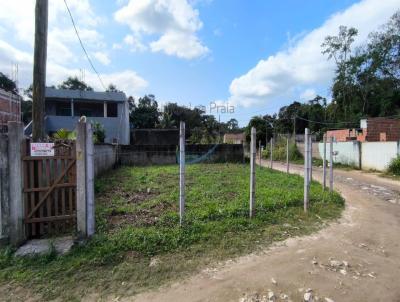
left=22, top=139, right=77, bottom=238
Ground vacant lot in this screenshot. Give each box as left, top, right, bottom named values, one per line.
left=0, top=163, right=343, bottom=301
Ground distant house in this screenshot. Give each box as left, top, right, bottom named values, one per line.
left=0, top=88, right=21, bottom=132
left=223, top=133, right=245, bottom=144
left=25, top=87, right=130, bottom=144
left=327, top=117, right=400, bottom=142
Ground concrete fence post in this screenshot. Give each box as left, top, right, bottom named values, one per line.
left=259, top=140, right=262, bottom=168
left=329, top=137, right=334, bottom=192
left=179, top=121, right=185, bottom=226
left=304, top=128, right=309, bottom=213
left=309, top=135, right=313, bottom=181
left=249, top=127, right=256, bottom=218
left=323, top=134, right=327, bottom=190
left=0, top=133, right=9, bottom=244
left=270, top=138, right=273, bottom=169
left=76, top=121, right=95, bottom=238
left=286, top=137, right=289, bottom=173
left=7, top=122, right=25, bottom=245
left=85, top=123, right=95, bottom=236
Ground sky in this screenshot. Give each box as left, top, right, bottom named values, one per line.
left=0, top=0, right=398, bottom=126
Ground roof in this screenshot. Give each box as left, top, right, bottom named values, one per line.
left=45, top=87, right=127, bottom=103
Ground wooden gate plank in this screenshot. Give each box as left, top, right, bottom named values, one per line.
left=26, top=159, right=76, bottom=220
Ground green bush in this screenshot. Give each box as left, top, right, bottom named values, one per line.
left=262, top=140, right=303, bottom=162
left=388, top=156, right=400, bottom=175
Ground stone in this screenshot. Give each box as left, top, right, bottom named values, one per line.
left=271, top=277, right=277, bottom=285
left=342, top=261, right=349, bottom=267
left=330, top=260, right=342, bottom=268
left=149, top=257, right=161, bottom=267
left=279, top=293, right=289, bottom=300
left=15, top=236, right=74, bottom=257
left=267, top=291, right=276, bottom=302
left=304, top=292, right=314, bottom=302
left=340, top=269, right=347, bottom=275
left=325, top=298, right=335, bottom=302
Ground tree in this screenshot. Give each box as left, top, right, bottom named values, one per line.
left=0, top=72, right=18, bottom=94
left=106, top=83, right=120, bottom=92
left=58, top=76, right=93, bottom=91
left=245, top=116, right=274, bottom=145
left=226, top=118, right=239, bottom=132
left=129, top=94, right=160, bottom=128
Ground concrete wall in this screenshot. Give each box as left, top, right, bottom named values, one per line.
left=361, top=141, right=399, bottom=171
left=298, top=142, right=321, bottom=159
left=119, top=144, right=244, bottom=166
left=93, top=144, right=118, bottom=177
left=317, top=141, right=399, bottom=171
left=318, top=141, right=361, bottom=168
left=0, top=133, right=9, bottom=244
left=131, top=129, right=179, bottom=145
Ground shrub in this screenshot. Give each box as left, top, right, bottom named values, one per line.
left=388, top=156, right=400, bottom=175
left=92, top=122, right=106, bottom=143
left=262, top=139, right=303, bottom=161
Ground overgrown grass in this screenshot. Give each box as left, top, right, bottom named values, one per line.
left=0, top=164, right=344, bottom=301
left=387, top=156, right=400, bottom=176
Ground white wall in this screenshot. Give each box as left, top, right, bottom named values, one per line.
left=362, top=141, right=399, bottom=171
left=318, top=141, right=361, bottom=168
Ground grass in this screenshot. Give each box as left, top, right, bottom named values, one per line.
left=0, top=163, right=344, bottom=301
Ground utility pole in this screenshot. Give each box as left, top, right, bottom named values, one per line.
left=32, top=0, right=48, bottom=141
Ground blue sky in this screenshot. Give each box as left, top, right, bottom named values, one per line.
left=0, top=0, right=398, bottom=126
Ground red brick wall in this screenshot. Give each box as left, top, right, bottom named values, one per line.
left=365, top=118, right=400, bottom=142
left=0, top=91, right=21, bottom=125
left=326, top=129, right=352, bottom=142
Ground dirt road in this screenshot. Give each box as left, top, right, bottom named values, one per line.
left=129, top=161, right=400, bottom=302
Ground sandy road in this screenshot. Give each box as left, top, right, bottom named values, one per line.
left=129, top=160, right=400, bottom=302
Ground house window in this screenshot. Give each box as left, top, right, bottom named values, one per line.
left=107, top=103, right=118, bottom=117
left=55, top=103, right=72, bottom=116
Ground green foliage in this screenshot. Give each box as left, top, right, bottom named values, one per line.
left=129, top=94, right=160, bottom=128
left=58, top=76, right=93, bottom=91
left=52, top=128, right=76, bottom=140
left=0, top=72, right=18, bottom=94
left=388, top=156, right=400, bottom=175
left=0, top=164, right=344, bottom=300
left=92, top=122, right=106, bottom=143
left=262, top=140, right=303, bottom=162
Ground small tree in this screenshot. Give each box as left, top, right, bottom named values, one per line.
left=58, top=76, right=93, bottom=91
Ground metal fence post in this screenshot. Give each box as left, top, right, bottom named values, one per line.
left=304, top=128, right=309, bottom=213
left=270, top=138, right=273, bottom=169
left=329, top=136, right=334, bottom=192
left=249, top=127, right=256, bottom=218
left=179, top=121, right=185, bottom=226
left=323, top=134, right=327, bottom=190
left=286, top=137, right=289, bottom=173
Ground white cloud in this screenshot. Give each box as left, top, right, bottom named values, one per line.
left=228, top=0, right=400, bottom=108
left=300, top=88, right=317, bottom=101
left=93, top=51, right=111, bottom=65
left=114, top=0, right=209, bottom=59
left=0, top=0, right=148, bottom=96
left=123, top=34, right=147, bottom=52
left=150, top=31, right=208, bottom=59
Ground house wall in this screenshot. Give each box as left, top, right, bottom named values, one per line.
left=361, top=141, right=399, bottom=171
left=365, top=118, right=400, bottom=142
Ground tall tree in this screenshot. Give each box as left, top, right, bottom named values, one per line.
left=0, top=72, right=18, bottom=94
left=58, top=76, right=93, bottom=91
left=129, top=94, right=160, bottom=128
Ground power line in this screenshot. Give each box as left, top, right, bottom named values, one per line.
left=63, top=0, right=107, bottom=91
